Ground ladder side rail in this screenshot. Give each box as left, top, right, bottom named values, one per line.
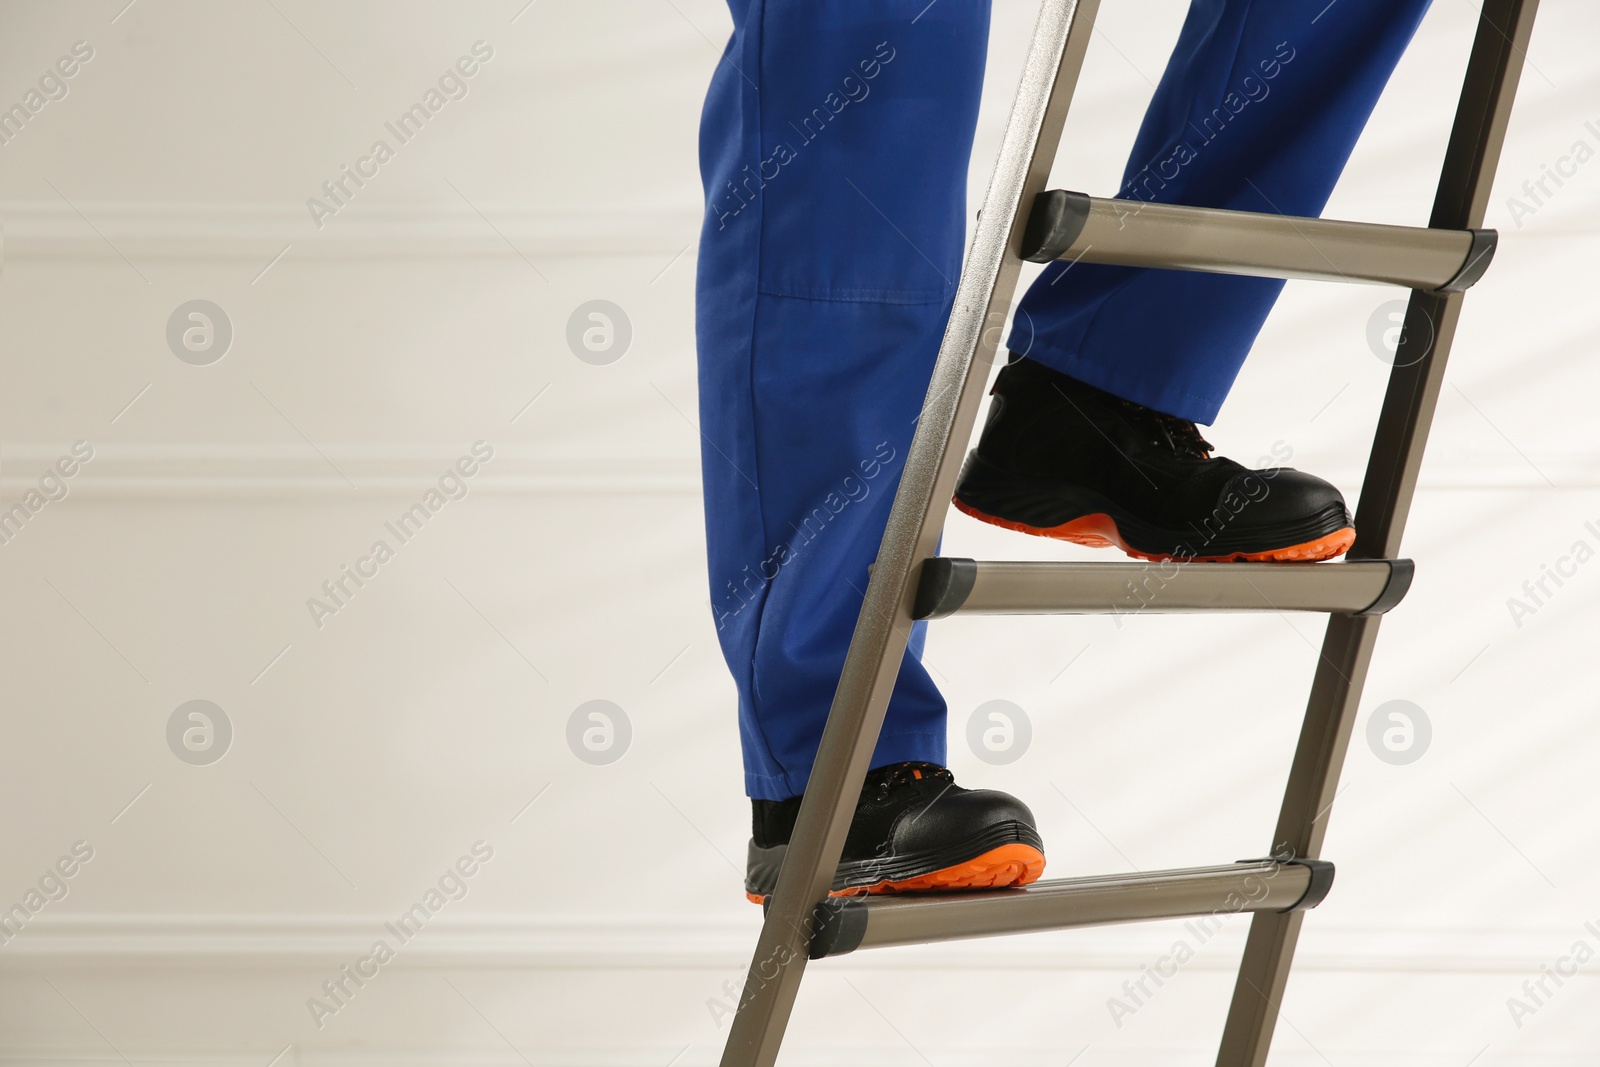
left=717, top=2, right=1104, bottom=1065
left=1215, top=3, right=1541, bottom=1065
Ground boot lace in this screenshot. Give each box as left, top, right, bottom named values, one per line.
left=863, top=761, right=954, bottom=800
left=1119, top=399, right=1213, bottom=459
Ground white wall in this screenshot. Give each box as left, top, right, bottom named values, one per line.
left=0, top=1, right=1597, bottom=1064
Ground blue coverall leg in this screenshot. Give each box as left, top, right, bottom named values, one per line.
left=695, top=0, right=1433, bottom=801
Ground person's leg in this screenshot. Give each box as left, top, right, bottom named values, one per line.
left=956, top=0, right=1434, bottom=565
left=700, top=0, right=1048, bottom=903
left=1009, top=0, right=1436, bottom=424
left=695, top=1, right=988, bottom=803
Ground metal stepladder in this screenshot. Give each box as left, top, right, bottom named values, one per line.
left=720, top=1, right=1540, bottom=1064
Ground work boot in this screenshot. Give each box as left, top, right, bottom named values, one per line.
left=953, top=357, right=1355, bottom=562
left=744, top=761, right=1045, bottom=903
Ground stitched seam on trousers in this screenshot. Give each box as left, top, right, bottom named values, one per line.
left=1218, top=0, right=1257, bottom=134
left=741, top=0, right=782, bottom=780
left=756, top=284, right=954, bottom=306
left=1063, top=0, right=1258, bottom=411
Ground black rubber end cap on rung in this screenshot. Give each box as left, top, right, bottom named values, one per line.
left=762, top=895, right=868, bottom=959
left=1356, top=558, right=1414, bottom=616
left=1434, top=228, right=1498, bottom=293
left=912, top=558, right=978, bottom=620
left=1019, top=190, right=1092, bottom=263
left=1233, top=856, right=1336, bottom=913
left=1283, top=859, right=1336, bottom=912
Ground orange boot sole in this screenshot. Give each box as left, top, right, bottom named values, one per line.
left=952, top=497, right=1355, bottom=563
left=746, top=843, right=1045, bottom=905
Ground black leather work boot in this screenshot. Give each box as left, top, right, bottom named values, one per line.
left=744, top=761, right=1045, bottom=904
left=953, top=357, right=1355, bottom=562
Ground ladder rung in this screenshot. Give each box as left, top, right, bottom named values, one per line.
left=1020, top=189, right=1496, bottom=292
left=805, top=859, right=1333, bottom=958
left=913, top=558, right=1412, bottom=619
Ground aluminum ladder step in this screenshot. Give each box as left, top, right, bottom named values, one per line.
left=1020, top=189, right=1497, bottom=292
left=914, top=557, right=1413, bottom=619
left=800, top=858, right=1333, bottom=958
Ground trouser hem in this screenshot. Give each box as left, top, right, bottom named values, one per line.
left=744, top=729, right=949, bottom=802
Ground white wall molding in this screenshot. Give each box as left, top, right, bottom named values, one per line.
left=0, top=1052, right=1580, bottom=1067
left=1, top=201, right=1592, bottom=267
left=0, top=201, right=1589, bottom=268
left=0, top=444, right=702, bottom=497
left=0, top=913, right=1577, bottom=975
left=0, top=202, right=703, bottom=261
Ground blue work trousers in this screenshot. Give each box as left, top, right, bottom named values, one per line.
left=695, top=0, right=1433, bottom=799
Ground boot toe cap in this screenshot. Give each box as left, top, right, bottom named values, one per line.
left=890, top=788, right=1038, bottom=854
left=1224, top=467, right=1349, bottom=525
